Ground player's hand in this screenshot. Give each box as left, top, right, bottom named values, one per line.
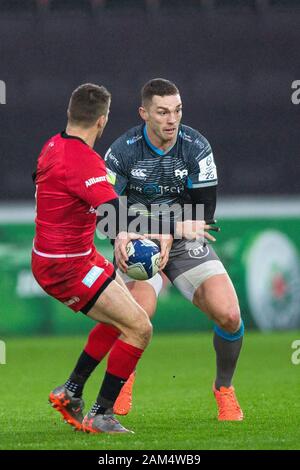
left=144, top=233, right=174, bottom=271
left=175, top=219, right=220, bottom=242
left=114, top=231, right=144, bottom=273
left=158, top=234, right=173, bottom=271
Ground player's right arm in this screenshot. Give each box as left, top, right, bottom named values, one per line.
left=67, top=150, right=118, bottom=209
left=104, top=146, right=129, bottom=196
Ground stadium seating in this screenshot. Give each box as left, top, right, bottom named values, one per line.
left=49, top=0, right=92, bottom=13
left=0, top=0, right=37, bottom=12
left=1, top=0, right=300, bottom=200
left=159, top=0, right=203, bottom=10
left=270, top=0, right=300, bottom=8
left=1, top=1, right=300, bottom=14
left=214, top=0, right=257, bottom=10
left=104, top=0, right=147, bottom=9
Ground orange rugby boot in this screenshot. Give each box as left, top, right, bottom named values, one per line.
left=82, top=411, right=133, bottom=434
left=113, top=372, right=136, bottom=416
left=213, top=383, right=244, bottom=421
left=49, top=385, right=84, bottom=431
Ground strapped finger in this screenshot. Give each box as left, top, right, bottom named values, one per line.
left=207, top=225, right=220, bottom=233
left=204, top=232, right=216, bottom=242
left=205, top=219, right=217, bottom=225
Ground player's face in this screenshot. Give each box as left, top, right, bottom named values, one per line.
left=142, top=94, right=182, bottom=144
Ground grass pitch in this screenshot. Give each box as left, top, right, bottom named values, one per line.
left=0, top=331, right=299, bottom=450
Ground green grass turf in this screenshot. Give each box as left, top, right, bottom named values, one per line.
left=0, top=331, right=299, bottom=450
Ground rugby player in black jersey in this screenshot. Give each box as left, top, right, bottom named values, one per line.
left=52, top=79, right=244, bottom=425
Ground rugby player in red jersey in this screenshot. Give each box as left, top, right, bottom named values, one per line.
left=31, top=83, right=154, bottom=434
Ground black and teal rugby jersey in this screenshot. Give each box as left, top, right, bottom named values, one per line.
left=104, top=123, right=217, bottom=219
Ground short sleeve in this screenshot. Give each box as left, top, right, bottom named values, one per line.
left=67, top=150, right=117, bottom=208
left=187, top=137, right=218, bottom=189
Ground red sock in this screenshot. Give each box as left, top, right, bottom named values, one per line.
left=107, top=339, right=144, bottom=379
left=84, top=323, right=120, bottom=362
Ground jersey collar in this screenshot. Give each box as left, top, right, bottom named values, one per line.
left=61, top=130, right=87, bottom=146
left=143, top=125, right=177, bottom=156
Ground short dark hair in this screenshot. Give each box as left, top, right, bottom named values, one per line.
left=141, top=78, right=179, bottom=106
left=68, top=83, right=111, bottom=128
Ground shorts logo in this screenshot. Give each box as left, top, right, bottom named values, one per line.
left=64, top=296, right=80, bottom=306
left=188, top=244, right=210, bottom=259
left=85, top=176, right=107, bottom=188
left=82, top=266, right=104, bottom=288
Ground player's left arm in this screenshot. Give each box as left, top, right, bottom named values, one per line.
left=187, top=185, right=217, bottom=223
left=183, top=137, right=220, bottom=239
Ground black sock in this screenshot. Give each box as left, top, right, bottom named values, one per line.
left=213, top=333, right=243, bottom=390
left=92, top=372, right=127, bottom=415
left=65, top=351, right=99, bottom=398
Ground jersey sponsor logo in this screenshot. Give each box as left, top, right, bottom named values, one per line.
left=130, top=182, right=184, bottom=196
left=175, top=169, right=188, bottom=179
left=82, top=266, right=104, bottom=288
left=104, top=148, right=120, bottom=167
left=131, top=168, right=147, bottom=178
left=198, top=153, right=217, bottom=182
left=85, top=176, right=107, bottom=188
left=126, top=135, right=143, bottom=145
left=106, top=168, right=117, bottom=185
left=188, top=244, right=210, bottom=259
left=64, top=296, right=80, bottom=307
left=194, top=138, right=205, bottom=149
left=179, top=130, right=193, bottom=143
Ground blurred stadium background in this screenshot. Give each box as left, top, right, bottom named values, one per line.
left=0, top=0, right=300, bottom=336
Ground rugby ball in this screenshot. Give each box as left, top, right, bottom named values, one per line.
left=126, top=239, right=160, bottom=280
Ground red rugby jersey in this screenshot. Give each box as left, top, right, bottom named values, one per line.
left=33, top=132, right=117, bottom=256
